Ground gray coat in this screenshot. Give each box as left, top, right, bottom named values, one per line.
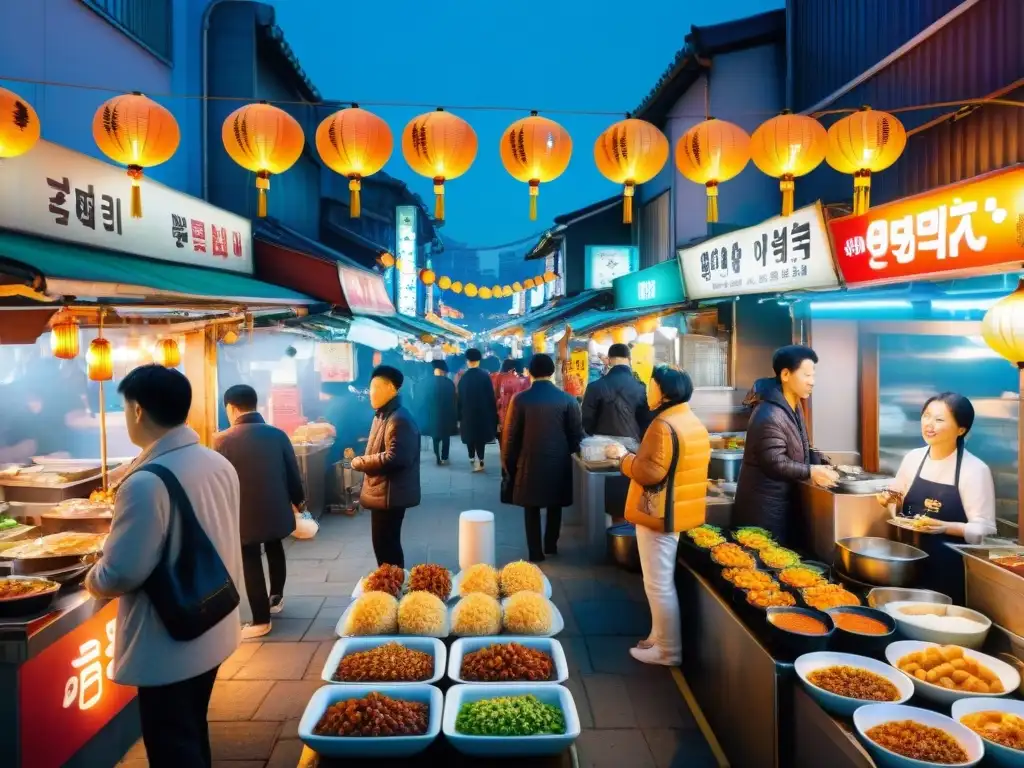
left=214, top=412, right=304, bottom=546
left=86, top=427, right=242, bottom=687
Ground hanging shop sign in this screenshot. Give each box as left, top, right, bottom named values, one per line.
left=677, top=203, right=838, bottom=300
left=613, top=258, right=686, bottom=311
left=565, top=348, right=589, bottom=397
left=829, top=166, right=1024, bottom=287
left=585, top=245, right=639, bottom=290
left=0, top=140, right=253, bottom=274
left=338, top=265, right=395, bottom=316
left=316, top=342, right=355, bottom=383
left=632, top=343, right=655, bottom=385
left=395, top=205, right=419, bottom=316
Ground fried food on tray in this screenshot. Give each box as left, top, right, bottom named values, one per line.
left=314, top=692, right=428, bottom=737
left=397, top=591, right=448, bottom=636
left=0, top=577, right=58, bottom=600
left=364, top=564, right=406, bottom=597
left=745, top=589, right=796, bottom=609
left=502, top=592, right=554, bottom=635
left=343, top=591, right=399, bottom=636
left=687, top=525, right=725, bottom=549
left=758, top=546, right=801, bottom=569
left=865, top=720, right=969, bottom=764
left=807, top=665, right=901, bottom=701
left=721, top=568, right=777, bottom=590
left=451, top=592, right=503, bottom=636
left=500, top=560, right=545, bottom=596
left=3, top=531, right=106, bottom=559
left=460, top=642, right=554, bottom=682
left=778, top=566, right=827, bottom=589
left=332, top=641, right=434, bottom=682
left=459, top=563, right=500, bottom=599
left=896, top=645, right=1005, bottom=693
left=733, top=527, right=775, bottom=551
left=408, top=563, right=452, bottom=601
left=800, top=584, right=860, bottom=610
left=710, top=543, right=756, bottom=569
left=960, top=710, right=1024, bottom=751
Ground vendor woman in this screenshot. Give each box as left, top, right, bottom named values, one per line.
left=880, top=392, right=996, bottom=604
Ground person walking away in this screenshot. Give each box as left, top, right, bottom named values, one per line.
left=732, top=345, right=838, bottom=546
left=215, top=385, right=305, bottom=640
left=494, top=358, right=529, bottom=437
left=420, top=359, right=458, bottom=464
left=85, top=365, right=241, bottom=768
left=457, top=347, right=498, bottom=472
left=351, top=365, right=421, bottom=567
left=502, top=354, right=584, bottom=562
left=607, top=366, right=710, bottom=666
left=581, top=343, right=649, bottom=440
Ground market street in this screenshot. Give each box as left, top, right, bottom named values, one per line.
left=117, top=448, right=720, bottom=768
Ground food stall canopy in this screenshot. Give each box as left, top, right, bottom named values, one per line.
left=424, top=311, right=472, bottom=339
left=0, top=230, right=316, bottom=305
left=489, top=290, right=610, bottom=337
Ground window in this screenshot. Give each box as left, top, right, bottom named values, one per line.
left=81, top=0, right=173, bottom=64
left=639, top=191, right=670, bottom=268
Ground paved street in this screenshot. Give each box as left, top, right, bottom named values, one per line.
left=119, top=447, right=719, bottom=768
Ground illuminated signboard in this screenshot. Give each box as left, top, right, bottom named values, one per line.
left=612, top=258, right=686, bottom=310
left=829, top=166, right=1024, bottom=287
left=585, top=245, right=639, bottom=290
left=678, top=203, right=839, bottom=300
left=395, top=205, right=418, bottom=316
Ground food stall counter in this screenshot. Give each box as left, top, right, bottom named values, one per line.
left=295, top=742, right=580, bottom=767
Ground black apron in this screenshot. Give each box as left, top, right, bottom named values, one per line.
left=901, top=446, right=968, bottom=604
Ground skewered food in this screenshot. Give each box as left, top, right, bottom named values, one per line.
left=687, top=525, right=725, bottom=549
left=459, top=563, right=500, bottom=598
left=0, top=577, right=58, bottom=600
left=710, top=543, right=756, bottom=569
left=831, top=613, right=890, bottom=635
left=502, top=592, right=554, bottom=635
left=455, top=694, right=565, bottom=736
left=397, top=591, right=447, bottom=636
left=778, top=566, right=827, bottom=589
left=865, top=720, right=969, bottom=764
left=343, top=592, right=399, bottom=636
left=807, top=666, right=901, bottom=701
left=408, top=564, right=452, bottom=601
left=758, top=546, right=801, bottom=569
left=721, top=568, right=778, bottom=590
left=801, top=584, right=860, bottom=610
left=332, top=642, right=433, bottom=682
left=733, top=527, right=775, bottom=551
left=767, top=612, right=828, bottom=635
left=500, top=561, right=545, bottom=596
left=460, top=642, right=554, bottom=682
left=364, top=564, right=406, bottom=597
left=451, top=593, right=503, bottom=636
left=896, top=645, right=1005, bottom=693
left=959, top=710, right=1024, bottom=751
left=745, top=589, right=796, bottom=608
left=314, top=692, right=428, bottom=737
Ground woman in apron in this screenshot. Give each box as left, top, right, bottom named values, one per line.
left=880, top=392, right=997, bottom=604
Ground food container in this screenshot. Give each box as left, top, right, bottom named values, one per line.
left=447, top=637, right=568, bottom=685
left=885, top=640, right=1021, bottom=706
left=826, top=606, right=897, bottom=654
left=835, top=537, right=927, bottom=587
left=320, top=637, right=446, bottom=685
left=606, top=523, right=641, bottom=572
left=500, top=597, right=565, bottom=638
left=794, top=651, right=915, bottom=717
left=0, top=576, right=60, bottom=618
left=951, top=697, right=1024, bottom=768
left=709, top=449, right=743, bottom=483
left=442, top=683, right=581, bottom=757
left=764, top=607, right=835, bottom=657
left=852, top=703, right=984, bottom=768
left=451, top=569, right=552, bottom=600
left=883, top=602, right=992, bottom=649
left=298, top=684, right=442, bottom=758
left=867, top=587, right=952, bottom=610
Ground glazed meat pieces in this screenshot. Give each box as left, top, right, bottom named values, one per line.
left=313, top=692, right=428, bottom=737
left=460, top=642, right=554, bottom=682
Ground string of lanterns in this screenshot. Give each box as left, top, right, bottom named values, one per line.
left=48, top=309, right=183, bottom=369
left=0, top=84, right=911, bottom=224
left=377, top=252, right=558, bottom=300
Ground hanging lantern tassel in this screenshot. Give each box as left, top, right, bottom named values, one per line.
left=529, top=180, right=540, bottom=221
left=854, top=170, right=871, bottom=215
left=433, top=177, right=445, bottom=221
left=780, top=174, right=795, bottom=217
left=349, top=177, right=362, bottom=218
left=126, top=164, right=144, bottom=218
left=623, top=181, right=635, bottom=224
left=705, top=181, right=719, bottom=223
left=256, top=171, right=271, bottom=218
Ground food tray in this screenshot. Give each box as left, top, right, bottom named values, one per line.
left=0, top=576, right=60, bottom=619
left=451, top=569, right=552, bottom=601
left=351, top=569, right=411, bottom=599
left=852, top=704, right=985, bottom=767
left=442, top=683, right=581, bottom=757
left=320, top=637, right=446, bottom=685
left=951, top=697, right=1024, bottom=767
left=1, top=531, right=106, bottom=559
left=793, top=651, right=915, bottom=717
left=336, top=601, right=451, bottom=639
left=500, top=597, right=564, bottom=638
left=298, top=684, right=442, bottom=758
left=448, top=637, right=569, bottom=685
left=884, top=640, right=1021, bottom=706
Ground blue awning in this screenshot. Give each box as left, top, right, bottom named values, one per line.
left=489, top=290, right=611, bottom=336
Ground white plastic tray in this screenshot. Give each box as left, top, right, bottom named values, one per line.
left=448, top=637, right=568, bottom=685
left=321, top=636, right=446, bottom=685
left=351, top=569, right=410, bottom=599
left=442, top=683, right=580, bottom=757
left=298, top=684, right=442, bottom=758
left=336, top=600, right=451, bottom=639
left=500, top=597, right=564, bottom=638
left=451, top=568, right=552, bottom=600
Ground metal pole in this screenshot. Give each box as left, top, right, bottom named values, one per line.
left=1018, top=365, right=1023, bottom=545
left=99, top=380, right=108, bottom=492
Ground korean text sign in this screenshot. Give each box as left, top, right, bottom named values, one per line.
left=564, top=349, right=589, bottom=397
left=677, top=203, right=839, bottom=300
left=829, top=166, right=1024, bottom=286
left=18, top=599, right=136, bottom=768
left=0, top=140, right=253, bottom=274
left=338, top=265, right=396, bottom=316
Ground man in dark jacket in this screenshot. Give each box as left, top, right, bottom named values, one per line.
left=732, top=345, right=838, bottom=546
left=351, top=365, right=421, bottom=567
left=503, top=354, right=585, bottom=562
left=457, top=347, right=498, bottom=472
left=216, top=385, right=305, bottom=640
left=581, top=344, right=649, bottom=440
left=419, top=360, right=458, bottom=465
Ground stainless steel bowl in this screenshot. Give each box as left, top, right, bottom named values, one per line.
left=607, top=524, right=641, bottom=573
left=866, top=587, right=952, bottom=609
left=834, top=537, right=928, bottom=587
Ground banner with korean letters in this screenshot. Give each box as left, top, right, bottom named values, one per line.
left=677, top=203, right=839, bottom=300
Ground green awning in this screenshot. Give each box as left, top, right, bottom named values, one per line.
left=0, top=230, right=315, bottom=305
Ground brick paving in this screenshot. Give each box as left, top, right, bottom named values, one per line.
left=118, top=450, right=719, bottom=768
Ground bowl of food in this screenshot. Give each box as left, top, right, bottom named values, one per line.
left=886, top=641, right=1021, bottom=706
left=721, top=567, right=779, bottom=592
left=396, top=591, right=450, bottom=638
left=741, top=587, right=797, bottom=611
left=450, top=593, right=503, bottom=637
left=778, top=565, right=829, bottom=590
left=827, top=606, right=897, bottom=654
left=758, top=546, right=802, bottom=571
left=883, top=602, right=992, bottom=650
left=853, top=703, right=984, bottom=767
left=448, top=638, right=568, bottom=685
left=0, top=575, right=60, bottom=618
left=868, top=587, right=952, bottom=610
left=835, top=537, right=927, bottom=588
left=453, top=564, right=500, bottom=600
left=501, top=593, right=563, bottom=637
left=800, top=583, right=862, bottom=612
left=337, top=592, right=400, bottom=637
left=732, top=527, right=776, bottom=551
left=322, top=637, right=446, bottom=685
left=442, top=684, right=580, bottom=757
left=686, top=524, right=726, bottom=550
left=951, top=698, right=1024, bottom=767
left=298, top=684, right=442, bottom=758
left=794, top=651, right=914, bottom=717
left=499, top=561, right=550, bottom=598
left=765, top=607, right=835, bottom=657
left=710, top=543, right=757, bottom=571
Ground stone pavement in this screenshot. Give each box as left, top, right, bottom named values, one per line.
left=118, top=448, right=720, bottom=768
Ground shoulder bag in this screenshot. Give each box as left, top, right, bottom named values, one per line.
left=138, top=463, right=240, bottom=642
left=638, top=420, right=680, bottom=530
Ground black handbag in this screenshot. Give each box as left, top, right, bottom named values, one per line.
left=138, top=463, right=240, bottom=642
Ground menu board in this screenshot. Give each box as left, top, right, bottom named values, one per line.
left=317, top=342, right=355, bottom=383
left=677, top=203, right=839, bottom=300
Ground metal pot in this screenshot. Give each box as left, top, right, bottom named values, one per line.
left=834, top=536, right=928, bottom=587
left=709, top=450, right=743, bottom=483
left=607, top=523, right=642, bottom=572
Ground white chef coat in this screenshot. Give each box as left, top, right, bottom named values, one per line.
left=891, top=446, right=997, bottom=544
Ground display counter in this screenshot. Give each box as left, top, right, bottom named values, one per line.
left=295, top=743, right=579, bottom=766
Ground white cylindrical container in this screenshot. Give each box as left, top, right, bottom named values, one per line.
left=459, top=509, right=496, bottom=570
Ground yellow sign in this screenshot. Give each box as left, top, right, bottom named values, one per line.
left=565, top=349, right=588, bottom=397
left=632, top=343, right=655, bottom=384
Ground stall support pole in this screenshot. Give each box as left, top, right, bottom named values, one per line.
left=1018, top=365, right=1023, bottom=545
left=98, top=380, right=108, bottom=491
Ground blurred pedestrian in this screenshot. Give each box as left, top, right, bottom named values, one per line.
left=494, top=358, right=529, bottom=437
left=581, top=343, right=649, bottom=440
left=419, top=360, right=458, bottom=465
left=457, top=348, right=498, bottom=472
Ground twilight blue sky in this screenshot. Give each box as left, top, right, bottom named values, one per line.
left=271, top=0, right=782, bottom=247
